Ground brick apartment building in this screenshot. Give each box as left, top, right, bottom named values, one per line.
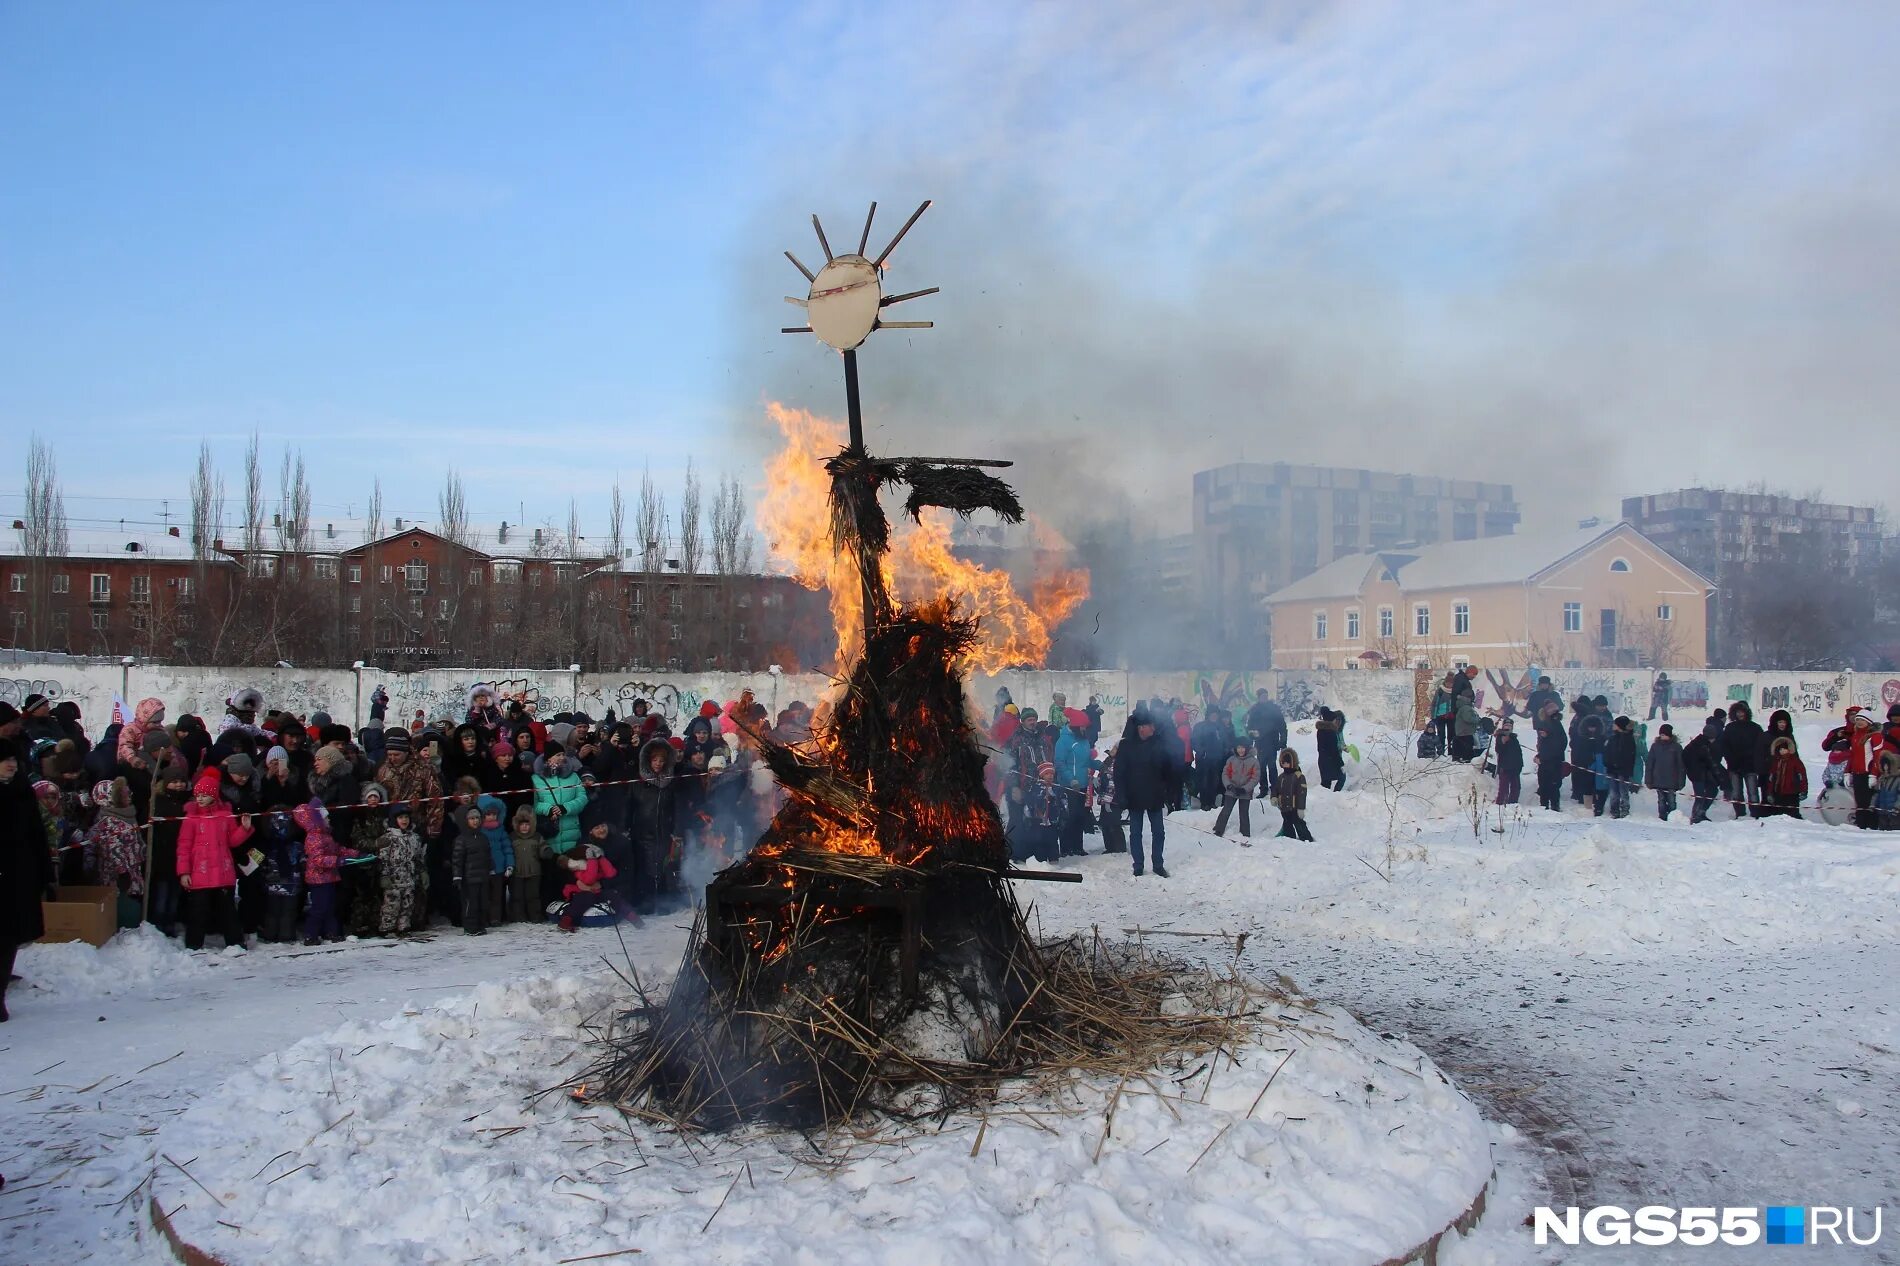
left=4, top=516, right=833, bottom=671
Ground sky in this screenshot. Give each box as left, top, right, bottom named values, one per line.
left=2, top=1, right=1897, bottom=544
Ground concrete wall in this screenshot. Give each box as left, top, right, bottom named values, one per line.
left=9, top=661, right=1897, bottom=740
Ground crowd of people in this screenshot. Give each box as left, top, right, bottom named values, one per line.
left=0, top=684, right=812, bottom=1019
left=986, top=685, right=1320, bottom=877
left=1489, top=676, right=1900, bottom=827
left=6, top=671, right=1896, bottom=1023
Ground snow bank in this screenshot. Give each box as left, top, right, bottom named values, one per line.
left=152, top=971, right=1493, bottom=1266
left=16, top=923, right=210, bottom=1000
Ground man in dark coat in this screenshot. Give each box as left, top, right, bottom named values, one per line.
left=1524, top=678, right=1562, bottom=729
left=0, top=738, right=54, bottom=1021
left=1112, top=711, right=1179, bottom=879
left=1646, top=724, right=1687, bottom=819
left=1720, top=701, right=1765, bottom=819
left=626, top=738, right=679, bottom=910
left=1189, top=710, right=1229, bottom=811
left=1244, top=690, right=1287, bottom=797
left=1533, top=702, right=1568, bottom=812
left=1682, top=724, right=1723, bottom=824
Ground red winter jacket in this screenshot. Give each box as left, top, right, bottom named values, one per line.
left=176, top=799, right=251, bottom=890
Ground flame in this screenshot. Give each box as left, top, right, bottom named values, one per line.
left=756, top=401, right=1089, bottom=671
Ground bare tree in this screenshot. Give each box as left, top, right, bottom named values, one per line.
left=366, top=478, right=384, bottom=543
left=635, top=468, right=668, bottom=668
left=678, top=459, right=703, bottom=575
left=189, top=442, right=224, bottom=560
left=438, top=469, right=469, bottom=546
left=566, top=497, right=582, bottom=561
left=1620, top=599, right=1687, bottom=669
left=241, top=432, right=265, bottom=554
left=607, top=480, right=625, bottom=570
left=21, top=436, right=69, bottom=648
left=709, top=473, right=753, bottom=574
left=277, top=446, right=312, bottom=552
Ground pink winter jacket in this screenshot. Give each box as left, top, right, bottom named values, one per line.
left=292, top=801, right=358, bottom=886
left=117, top=697, right=166, bottom=765
left=176, top=800, right=251, bottom=890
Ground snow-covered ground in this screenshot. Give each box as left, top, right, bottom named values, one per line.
left=3, top=721, right=1897, bottom=1264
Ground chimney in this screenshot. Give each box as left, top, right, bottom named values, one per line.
left=395, top=517, right=405, bottom=531
left=534, top=528, right=544, bottom=546
left=168, top=526, right=180, bottom=537
left=9, top=519, right=22, bottom=530
left=499, top=521, right=509, bottom=543
left=326, top=522, right=335, bottom=539
left=273, top=512, right=282, bottom=527
left=213, top=537, right=224, bottom=551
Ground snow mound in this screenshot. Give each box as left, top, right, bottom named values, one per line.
left=152, top=970, right=1493, bottom=1266
left=17, top=924, right=209, bottom=1000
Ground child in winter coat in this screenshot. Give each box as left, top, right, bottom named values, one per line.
left=176, top=769, right=252, bottom=951
left=1682, top=726, right=1723, bottom=824
left=376, top=806, right=426, bottom=936
left=83, top=778, right=145, bottom=903
left=1492, top=724, right=1524, bottom=805
left=1604, top=717, right=1637, bottom=819
left=257, top=808, right=306, bottom=943
left=477, top=797, right=516, bottom=926
left=451, top=804, right=495, bottom=934
left=556, top=845, right=619, bottom=932
left=507, top=806, right=544, bottom=924
left=1274, top=749, right=1314, bottom=841
left=292, top=799, right=359, bottom=945
left=1645, top=725, right=1688, bottom=820
left=1025, top=761, right=1062, bottom=863
left=1213, top=739, right=1259, bottom=840
left=1875, top=749, right=1900, bottom=829
left=1763, top=737, right=1807, bottom=818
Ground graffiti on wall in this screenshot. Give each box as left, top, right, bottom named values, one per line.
left=1482, top=668, right=1536, bottom=722
left=1278, top=674, right=1322, bottom=723
left=0, top=678, right=64, bottom=706
left=1195, top=671, right=1259, bottom=720
left=1761, top=685, right=1790, bottom=711
left=1726, top=683, right=1753, bottom=704
left=1669, top=679, right=1709, bottom=709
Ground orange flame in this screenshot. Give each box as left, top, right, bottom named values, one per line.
left=756, top=402, right=1089, bottom=671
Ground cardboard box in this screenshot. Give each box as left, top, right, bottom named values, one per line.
left=41, top=885, right=120, bottom=948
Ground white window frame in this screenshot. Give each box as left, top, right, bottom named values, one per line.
left=1656, top=603, right=1674, bottom=622
left=380, top=564, right=393, bottom=583
left=177, top=577, right=195, bottom=604
left=1345, top=608, right=1360, bottom=641
left=247, top=555, right=276, bottom=578
left=1413, top=603, right=1431, bottom=638
left=1378, top=606, right=1394, bottom=639
left=437, top=598, right=451, bottom=618
left=1452, top=601, right=1470, bottom=637
left=1608, top=557, right=1631, bottom=573
left=1313, top=610, right=1328, bottom=641
left=405, top=563, right=429, bottom=593
left=6, top=575, right=20, bottom=594
left=130, top=574, right=151, bottom=602
left=492, top=561, right=521, bottom=584
left=51, top=573, right=69, bottom=594
left=349, top=595, right=362, bottom=613
left=468, top=568, right=482, bottom=586
left=348, top=564, right=363, bottom=584
left=90, top=573, right=111, bottom=602
left=311, top=557, right=337, bottom=580
left=91, top=610, right=109, bottom=632
left=1563, top=601, right=1582, bottom=633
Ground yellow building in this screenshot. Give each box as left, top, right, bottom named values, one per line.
left=1264, top=522, right=1715, bottom=671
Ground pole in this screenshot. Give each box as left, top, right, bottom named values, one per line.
left=843, top=349, right=864, bottom=451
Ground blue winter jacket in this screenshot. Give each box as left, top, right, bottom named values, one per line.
left=1053, top=729, right=1092, bottom=789
left=476, top=795, right=516, bottom=873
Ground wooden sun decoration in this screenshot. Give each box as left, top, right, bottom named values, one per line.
left=781, top=200, right=938, bottom=352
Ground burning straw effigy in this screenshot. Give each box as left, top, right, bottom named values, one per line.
left=573, top=204, right=1250, bottom=1131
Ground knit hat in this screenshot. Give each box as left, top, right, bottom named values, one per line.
left=267, top=745, right=290, bottom=767
left=141, top=729, right=174, bottom=755
left=0, top=702, right=18, bottom=726
left=193, top=769, right=223, bottom=797
left=491, top=739, right=516, bottom=762
left=387, top=803, right=414, bottom=824
left=22, top=693, right=47, bottom=712
left=225, top=753, right=256, bottom=780
left=362, top=782, right=389, bottom=803
left=312, top=746, right=343, bottom=774
left=383, top=728, right=412, bottom=753
left=1658, top=724, right=1674, bottom=738
left=91, top=779, right=116, bottom=806
left=309, top=711, right=333, bottom=729
left=32, top=779, right=58, bottom=801
left=1063, top=708, right=1088, bottom=729
left=700, top=700, right=721, bottom=719
left=1003, top=703, right=1019, bottom=716
left=1036, top=760, right=1056, bottom=781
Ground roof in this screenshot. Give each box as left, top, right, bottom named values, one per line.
left=2, top=524, right=215, bottom=563
left=1263, top=553, right=1383, bottom=603
left=1265, top=522, right=1714, bottom=605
